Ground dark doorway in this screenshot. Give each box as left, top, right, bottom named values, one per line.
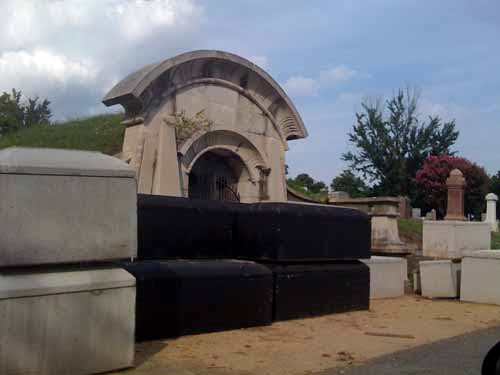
left=188, top=151, right=240, bottom=202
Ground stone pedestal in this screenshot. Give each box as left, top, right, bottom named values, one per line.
left=485, top=193, right=498, bottom=232
left=461, top=250, right=500, bottom=305
left=329, top=196, right=407, bottom=254
left=423, top=220, right=491, bottom=259
left=444, top=169, right=466, bottom=221
left=0, top=268, right=136, bottom=375
left=420, top=260, right=461, bottom=298
left=361, top=256, right=406, bottom=299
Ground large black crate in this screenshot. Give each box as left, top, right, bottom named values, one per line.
left=137, top=194, right=240, bottom=259
left=235, top=202, right=371, bottom=261
left=266, top=261, right=370, bottom=321
left=122, top=259, right=273, bottom=341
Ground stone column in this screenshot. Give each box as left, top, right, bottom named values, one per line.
left=445, top=169, right=466, bottom=221
left=486, top=193, right=498, bottom=232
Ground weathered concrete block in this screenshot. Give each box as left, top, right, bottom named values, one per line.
left=420, top=260, right=461, bottom=298
left=0, top=148, right=137, bottom=266
left=361, top=256, right=406, bottom=299
left=461, top=250, right=500, bottom=305
left=422, top=220, right=491, bottom=259
left=0, top=267, right=136, bottom=375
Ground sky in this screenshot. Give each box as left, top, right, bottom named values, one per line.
left=1, top=0, right=499, bottom=184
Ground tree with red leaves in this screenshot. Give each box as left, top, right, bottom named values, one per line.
left=415, top=155, right=490, bottom=219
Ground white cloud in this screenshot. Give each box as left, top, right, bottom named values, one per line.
left=0, top=0, right=203, bottom=119
left=283, top=65, right=364, bottom=97
left=320, top=65, right=359, bottom=85
left=283, top=76, right=319, bottom=97
left=0, top=50, right=97, bottom=87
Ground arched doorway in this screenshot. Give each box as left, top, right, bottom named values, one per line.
left=188, top=150, right=242, bottom=202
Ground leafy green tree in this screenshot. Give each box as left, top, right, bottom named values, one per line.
left=287, top=173, right=328, bottom=199
left=0, top=89, right=52, bottom=135
left=331, top=169, right=369, bottom=197
left=342, top=88, right=459, bottom=199
left=294, top=173, right=315, bottom=190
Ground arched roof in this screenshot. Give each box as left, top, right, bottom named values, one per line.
left=102, top=50, right=307, bottom=141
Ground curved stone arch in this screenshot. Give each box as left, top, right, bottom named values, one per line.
left=180, top=129, right=267, bottom=183
left=102, top=50, right=308, bottom=142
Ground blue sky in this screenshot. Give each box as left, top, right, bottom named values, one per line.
left=1, top=0, right=498, bottom=184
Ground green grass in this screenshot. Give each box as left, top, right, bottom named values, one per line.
left=398, top=218, right=423, bottom=240
left=492, top=231, right=500, bottom=250
left=0, top=113, right=125, bottom=155
left=286, top=179, right=329, bottom=203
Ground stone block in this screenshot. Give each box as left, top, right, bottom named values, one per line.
left=420, top=260, right=461, bottom=298
left=0, top=267, right=136, bottom=375
left=361, top=256, right=406, bottom=298
left=412, top=208, right=421, bottom=218
left=0, top=148, right=137, bottom=266
left=460, top=250, right=500, bottom=305
left=423, top=220, right=491, bottom=259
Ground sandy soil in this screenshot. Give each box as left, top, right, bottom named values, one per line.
left=113, top=297, right=500, bottom=375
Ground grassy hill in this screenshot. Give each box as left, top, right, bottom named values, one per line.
left=0, top=113, right=125, bottom=155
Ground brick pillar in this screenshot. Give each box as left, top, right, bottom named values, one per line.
left=445, top=169, right=466, bottom=221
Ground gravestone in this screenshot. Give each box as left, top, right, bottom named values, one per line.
left=412, top=208, right=421, bottom=219
left=445, top=169, right=466, bottom=221
left=399, top=196, right=411, bottom=219
left=485, top=193, right=498, bottom=232
left=425, top=209, right=436, bottom=221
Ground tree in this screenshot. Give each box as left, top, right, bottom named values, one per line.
left=0, top=89, right=52, bottom=135
left=287, top=173, right=328, bottom=199
left=414, top=155, right=490, bottom=219
left=294, top=173, right=315, bottom=190
left=331, top=169, right=369, bottom=197
left=342, top=88, right=459, bottom=199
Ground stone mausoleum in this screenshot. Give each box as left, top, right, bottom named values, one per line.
left=103, top=50, right=308, bottom=203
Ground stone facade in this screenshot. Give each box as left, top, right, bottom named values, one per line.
left=103, top=50, right=307, bottom=203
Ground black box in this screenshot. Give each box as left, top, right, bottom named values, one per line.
left=122, top=259, right=273, bottom=341
left=137, top=194, right=240, bottom=259
left=266, top=261, right=370, bottom=321
left=235, top=202, right=371, bottom=261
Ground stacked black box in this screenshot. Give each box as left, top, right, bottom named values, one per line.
left=268, top=261, right=369, bottom=321
left=234, top=202, right=371, bottom=261
left=137, top=194, right=240, bottom=259
left=122, top=259, right=273, bottom=341
left=234, top=202, right=371, bottom=321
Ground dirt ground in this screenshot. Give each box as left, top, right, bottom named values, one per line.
left=113, top=297, right=500, bottom=375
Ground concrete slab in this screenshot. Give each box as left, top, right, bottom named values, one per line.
left=0, top=267, right=136, bottom=375
left=423, top=220, right=490, bottom=259
left=420, top=260, right=461, bottom=298
left=0, top=148, right=137, bottom=266
left=461, top=250, right=500, bottom=305
left=361, top=256, right=406, bottom=299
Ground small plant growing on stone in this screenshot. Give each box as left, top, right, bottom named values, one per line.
left=164, top=109, right=212, bottom=147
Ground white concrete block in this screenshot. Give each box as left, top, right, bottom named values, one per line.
left=461, top=250, right=500, bottom=305
left=361, top=256, right=406, bottom=299
left=0, top=267, right=136, bottom=375
left=420, top=260, right=461, bottom=298
left=423, top=220, right=491, bottom=259
left=0, top=148, right=137, bottom=266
